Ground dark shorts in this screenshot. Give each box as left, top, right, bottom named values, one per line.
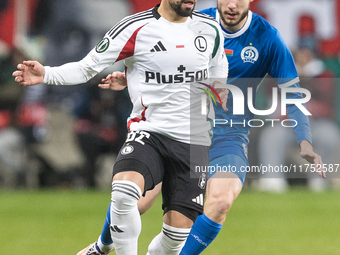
left=113, top=131, right=209, bottom=220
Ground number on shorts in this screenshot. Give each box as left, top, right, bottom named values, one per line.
left=126, top=131, right=150, bottom=145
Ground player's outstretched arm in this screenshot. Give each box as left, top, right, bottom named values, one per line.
left=12, top=61, right=45, bottom=86
left=300, top=140, right=326, bottom=178
left=98, top=71, right=127, bottom=91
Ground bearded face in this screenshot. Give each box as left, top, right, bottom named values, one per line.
left=169, top=0, right=196, bottom=17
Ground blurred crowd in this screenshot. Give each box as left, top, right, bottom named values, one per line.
left=1, top=0, right=340, bottom=191
left=0, top=0, right=137, bottom=189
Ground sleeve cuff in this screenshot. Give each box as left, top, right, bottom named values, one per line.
left=43, top=66, right=51, bottom=84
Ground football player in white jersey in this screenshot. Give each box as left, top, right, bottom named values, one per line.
left=13, top=0, right=228, bottom=254
left=77, top=0, right=326, bottom=254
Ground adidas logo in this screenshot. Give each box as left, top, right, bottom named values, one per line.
left=192, top=194, right=204, bottom=206
left=150, top=41, right=167, bottom=52
left=110, top=225, right=124, bottom=233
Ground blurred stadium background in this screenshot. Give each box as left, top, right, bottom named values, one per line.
left=0, top=0, right=340, bottom=254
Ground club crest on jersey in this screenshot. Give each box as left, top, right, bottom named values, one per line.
left=198, top=173, right=207, bottom=189
left=96, top=37, right=110, bottom=53
left=241, top=46, right=259, bottom=64
left=121, top=145, right=134, bottom=155
left=194, top=36, right=207, bottom=52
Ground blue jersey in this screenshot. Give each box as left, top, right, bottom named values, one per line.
left=200, top=8, right=312, bottom=161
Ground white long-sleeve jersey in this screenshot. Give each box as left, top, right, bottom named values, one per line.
left=44, top=6, right=228, bottom=146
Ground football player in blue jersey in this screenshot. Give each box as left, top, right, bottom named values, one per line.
left=76, top=0, right=326, bottom=254
left=180, top=0, right=325, bottom=254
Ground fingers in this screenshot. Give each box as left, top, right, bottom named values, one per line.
left=14, top=77, right=28, bottom=86
left=102, top=73, right=117, bottom=82
left=12, top=64, right=25, bottom=80
left=112, top=71, right=126, bottom=78
left=19, top=81, right=28, bottom=86
left=219, top=89, right=229, bottom=111
left=105, top=73, right=113, bottom=80
left=13, top=70, right=23, bottom=77
left=100, top=72, right=127, bottom=91
left=13, top=62, right=32, bottom=84
left=221, top=101, right=228, bottom=111
left=301, top=150, right=326, bottom=178
left=314, top=154, right=326, bottom=178
left=98, top=84, right=110, bottom=89
left=14, top=61, right=39, bottom=71
left=13, top=70, right=25, bottom=85
left=307, top=152, right=326, bottom=179
left=22, top=60, right=38, bottom=68
left=99, top=76, right=115, bottom=90
left=100, top=78, right=109, bottom=84
left=16, top=64, right=25, bottom=70
left=101, top=76, right=114, bottom=84
left=111, top=71, right=120, bottom=78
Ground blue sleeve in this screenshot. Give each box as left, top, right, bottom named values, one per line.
left=268, top=29, right=310, bottom=144
left=283, top=83, right=312, bottom=145
left=268, top=30, right=298, bottom=83
left=198, top=8, right=217, bottom=18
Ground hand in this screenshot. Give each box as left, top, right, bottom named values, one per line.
left=98, top=71, right=127, bottom=91
left=213, top=81, right=229, bottom=111
left=12, top=61, right=45, bottom=86
left=300, top=140, right=326, bottom=178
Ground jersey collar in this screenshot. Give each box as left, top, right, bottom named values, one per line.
left=217, top=10, right=253, bottom=38
left=153, top=4, right=161, bottom=20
